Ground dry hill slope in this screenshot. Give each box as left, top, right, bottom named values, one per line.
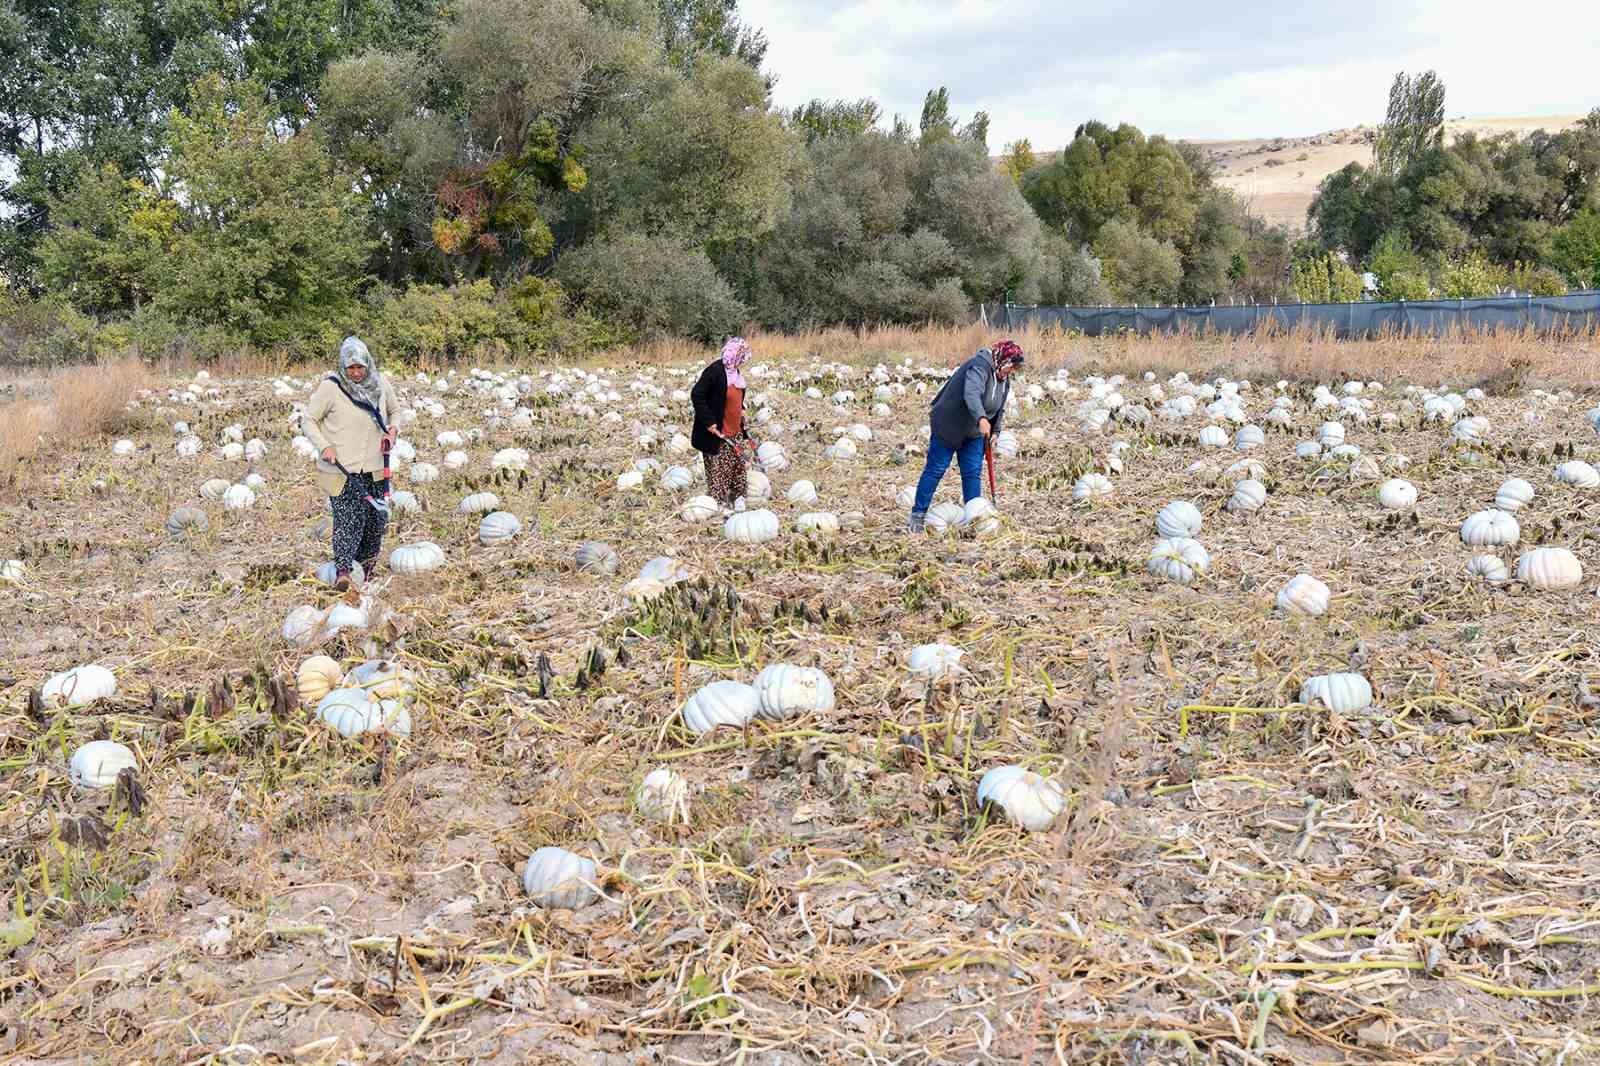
left=1197, top=115, right=1585, bottom=231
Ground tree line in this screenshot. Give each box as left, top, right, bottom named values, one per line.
left=2, top=4, right=1596, bottom=364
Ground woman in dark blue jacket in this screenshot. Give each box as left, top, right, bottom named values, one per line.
left=908, top=340, right=1025, bottom=532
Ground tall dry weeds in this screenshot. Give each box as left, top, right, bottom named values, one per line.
left=0, top=359, right=150, bottom=484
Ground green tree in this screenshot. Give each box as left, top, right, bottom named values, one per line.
left=154, top=76, right=373, bottom=345
left=1373, top=69, right=1445, bottom=179
left=1550, top=207, right=1600, bottom=288
left=999, top=139, right=1037, bottom=186
left=36, top=165, right=176, bottom=313
left=657, top=0, right=768, bottom=73
left=787, top=98, right=881, bottom=143
left=1438, top=249, right=1503, bottom=298
left=555, top=230, right=746, bottom=341
left=1366, top=229, right=1428, bottom=299
left=919, top=86, right=954, bottom=145
left=1093, top=219, right=1181, bottom=303
left=1292, top=253, right=1364, bottom=304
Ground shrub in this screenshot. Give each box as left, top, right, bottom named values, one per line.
left=1508, top=261, right=1567, bottom=296
left=357, top=281, right=528, bottom=366
left=1093, top=219, right=1182, bottom=304
left=556, top=232, right=748, bottom=342
left=0, top=296, right=103, bottom=366
left=1438, top=250, right=1503, bottom=298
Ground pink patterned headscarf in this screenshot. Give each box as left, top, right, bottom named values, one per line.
left=721, top=336, right=752, bottom=389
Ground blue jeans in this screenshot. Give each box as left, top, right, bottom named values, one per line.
left=912, top=435, right=985, bottom=514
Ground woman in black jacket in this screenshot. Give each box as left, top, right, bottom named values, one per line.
left=690, top=337, right=753, bottom=506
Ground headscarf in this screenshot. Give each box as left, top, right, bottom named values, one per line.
left=337, top=335, right=384, bottom=409
left=990, top=339, right=1026, bottom=373
left=721, top=336, right=752, bottom=390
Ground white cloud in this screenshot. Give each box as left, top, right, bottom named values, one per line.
left=744, top=0, right=1596, bottom=147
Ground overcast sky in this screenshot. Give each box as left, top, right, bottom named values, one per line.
left=741, top=0, right=1596, bottom=147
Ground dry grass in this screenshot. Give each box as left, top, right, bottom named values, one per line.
left=3, top=341, right=1600, bottom=1063
left=0, top=358, right=150, bottom=484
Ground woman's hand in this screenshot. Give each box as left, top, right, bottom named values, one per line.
left=382, top=429, right=396, bottom=448
left=978, top=417, right=992, bottom=437
left=708, top=425, right=725, bottom=439
left=321, top=447, right=337, bottom=464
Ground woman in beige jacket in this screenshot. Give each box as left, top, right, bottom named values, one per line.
left=302, top=337, right=398, bottom=590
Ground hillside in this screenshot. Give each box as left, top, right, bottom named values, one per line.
left=1197, top=115, right=1586, bottom=231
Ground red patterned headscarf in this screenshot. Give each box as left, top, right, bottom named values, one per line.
left=991, top=339, right=1026, bottom=372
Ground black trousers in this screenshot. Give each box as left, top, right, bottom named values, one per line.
left=330, top=471, right=389, bottom=575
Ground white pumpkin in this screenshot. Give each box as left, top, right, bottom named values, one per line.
left=219, top=442, right=244, bottom=461
left=1295, top=441, right=1321, bottom=460
left=1378, top=478, right=1418, bottom=510
left=442, top=449, right=470, bottom=470
left=923, top=501, right=966, bottom=535
left=1516, top=547, right=1582, bottom=590
left=659, top=465, right=694, bottom=492
left=681, top=495, right=720, bottom=523
left=491, top=447, right=530, bottom=472
left=680, top=680, right=761, bottom=734
left=613, top=469, right=643, bottom=492
left=753, top=664, right=836, bottom=721
left=1459, top=509, right=1520, bottom=548
left=478, top=511, right=521, bottom=545
left=390, top=541, right=446, bottom=575
left=795, top=511, right=840, bottom=535
left=1072, top=473, right=1114, bottom=504
left=1, top=559, right=25, bottom=584
left=824, top=437, right=858, bottom=461
left=522, top=847, right=598, bottom=909
left=389, top=490, right=422, bottom=514
left=1300, top=672, right=1373, bottom=713
left=575, top=541, right=619, bottom=575
left=745, top=469, right=772, bottom=500
left=458, top=492, right=500, bottom=514
left=175, top=435, right=201, bottom=458
left=199, top=477, right=231, bottom=500
left=786, top=480, right=819, bottom=506
left=622, top=576, right=669, bottom=603
left=1317, top=421, right=1346, bottom=446
left=1276, top=574, right=1330, bottom=617
left=1234, top=425, right=1265, bottom=451
left=1226, top=479, right=1266, bottom=514
left=222, top=484, right=257, bottom=510
left=1494, top=478, right=1534, bottom=512
left=977, top=765, right=1065, bottom=832
left=42, top=664, right=118, bottom=708
left=315, top=560, right=365, bottom=585
left=1197, top=425, right=1228, bottom=449
left=1147, top=537, right=1210, bottom=586
left=961, top=496, right=1001, bottom=535
left=315, top=688, right=411, bottom=739
left=1156, top=500, right=1203, bottom=539
left=724, top=508, right=780, bottom=544
left=297, top=655, right=344, bottom=705
left=756, top=441, right=789, bottom=472
left=409, top=462, right=440, bottom=484
left=165, top=506, right=210, bottom=536
left=69, top=740, right=137, bottom=788
left=1555, top=460, right=1600, bottom=489
left=907, top=643, right=963, bottom=680
left=993, top=430, right=1019, bottom=458
left=282, top=605, right=325, bottom=645
left=1467, top=554, right=1511, bottom=584
left=347, top=659, right=409, bottom=699
left=639, top=556, right=690, bottom=585
left=111, top=438, right=136, bottom=457
left=636, top=768, right=690, bottom=825
left=244, top=438, right=267, bottom=462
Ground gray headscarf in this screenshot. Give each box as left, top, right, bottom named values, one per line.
left=336, top=336, right=384, bottom=409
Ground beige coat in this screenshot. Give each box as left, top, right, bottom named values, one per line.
left=301, top=377, right=398, bottom=497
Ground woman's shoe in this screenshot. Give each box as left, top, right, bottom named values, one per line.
left=333, top=574, right=351, bottom=592
left=907, top=512, right=926, bottom=534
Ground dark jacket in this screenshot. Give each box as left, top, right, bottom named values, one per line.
left=929, top=350, right=1009, bottom=449
left=690, top=360, right=748, bottom=454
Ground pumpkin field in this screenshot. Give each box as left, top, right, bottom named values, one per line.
left=5, top=336, right=1600, bottom=1065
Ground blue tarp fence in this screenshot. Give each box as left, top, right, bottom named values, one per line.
left=984, top=291, right=1600, bottom=338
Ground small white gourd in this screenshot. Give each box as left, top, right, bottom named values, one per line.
left=1378, top=478, right=1417, bottom=510
left=389, top=490, right=422, bottom=514
left=69, top=740, right=137, bottom=788
left=923, top=501, right=965, bottom=535
left=1233, top=425, right=1265, bottom=451
left=1156, top=500, right=1202, bottom=538
left=409, top=462, right=440, bottom=484
left=681, top=495, right=720, bottom=523
left=1072, top=473, right=1114, bottom=504
left=458, top=492, right=500, bottom=514
left=1300, top=672, right=1373, bottom=713
left=724, top=509, right=779, bottom=544
left=199, top=477, right=231, bottom=500
left=1276, top=574, right=1330, bottom=617
left=977, top=765, right=1065, bottom=832
left=390, top=541, right=446, bottom=575
left=1466, top=554, right=1510, bottom=584
left=907, top=643, right=963, bottom=680
left=1494, top=478, right=1534, bottom=512
left=347, top=659, right=409, bottom=699
left=636, top=768, right=690, bottom=825
left=575, top=541, right=620, bottom=575
left=1516, top=547, right=1582, bottom=590
left=42, top=664, right=118, bottom=708
left=795, top=511, right=840, bottom=535
left=1147, top=537, right=1210, bottom=585
left=1197, top=425, right=1228, bottom=448
left=745, top=469, right=772, bottom=500
left=680, top=680, right=761, bottom=734
left=961, top=496, right=1000, bottom=535
left=1226, top=479, right=1266, bottom=514
left=478, top=511, right=521, bottom=545
left=753, top=664, right=835, bottom=721
left=1459, top=509, right=1519, bottom=548
left=1554, top=460, right=1600, bottom=489
left=786, top=480, right=818, bottom=506
left=222, top=484, right=256, bottom=510
left=522, top=847, right=598, bottom=909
